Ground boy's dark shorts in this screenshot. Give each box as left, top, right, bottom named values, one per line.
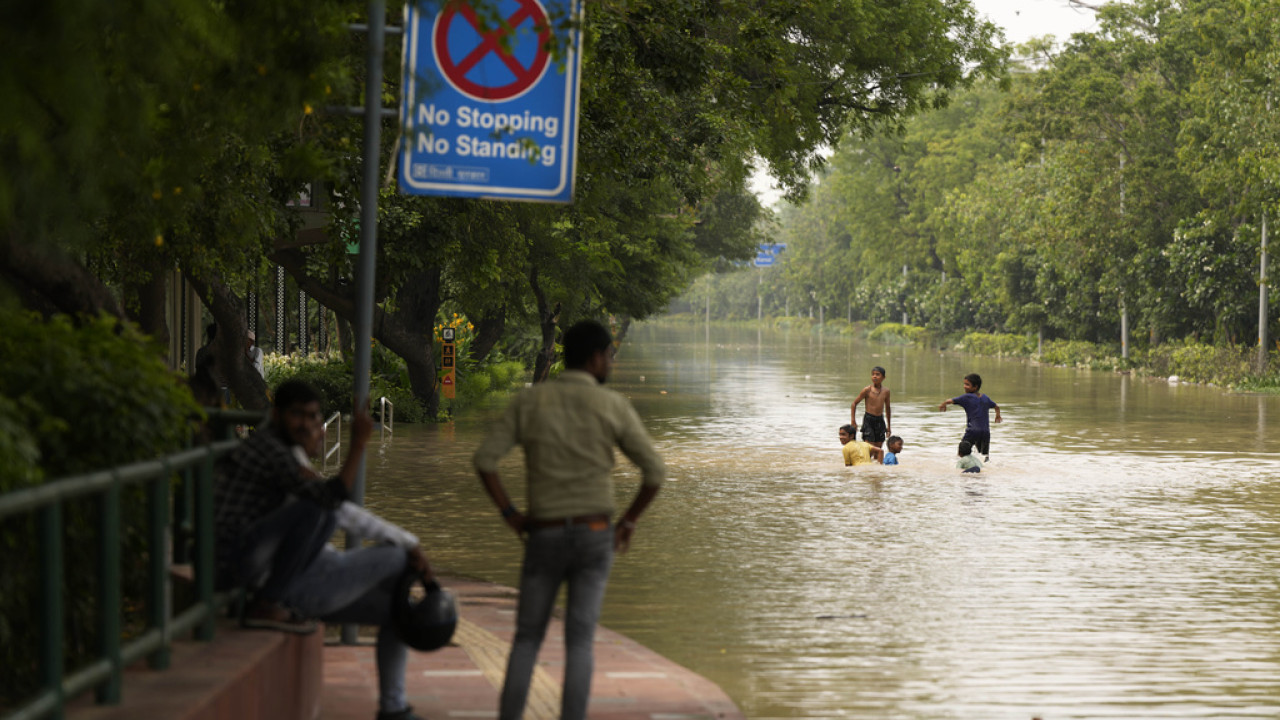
left=861, top=413, right=887, bottom=443
left=962, top=430, right=991, bottom=456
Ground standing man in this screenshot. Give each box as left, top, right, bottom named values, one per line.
left=851, top=365, right=892, bottom=448
left=245, top=329, right=265, bottom=378
left=194, top=322, right=221, bottom=387
left=473, top=320, right=666, bottom=720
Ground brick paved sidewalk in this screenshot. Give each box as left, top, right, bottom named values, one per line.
left=319, top=577, right=743, bottom=720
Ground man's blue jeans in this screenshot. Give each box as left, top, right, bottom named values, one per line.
left=237, top=499, right=411, bottom=713
left=499, top=522, right=615, bottom=720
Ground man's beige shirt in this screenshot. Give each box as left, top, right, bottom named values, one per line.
left=473, top=370, right=666, bottom=520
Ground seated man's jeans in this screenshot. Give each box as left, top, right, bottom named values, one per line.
left=499, top=523, right=614, bottom=720
left=236, top=498, right=410, bottom=713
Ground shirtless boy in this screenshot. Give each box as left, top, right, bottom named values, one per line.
left=851, top=366, right=891, bottom=448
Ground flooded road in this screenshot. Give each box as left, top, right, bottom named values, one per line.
left=361, top=323, right=1280, bottom=719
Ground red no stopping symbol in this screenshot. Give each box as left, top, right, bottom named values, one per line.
left=433, top=0, right=553, bottom=102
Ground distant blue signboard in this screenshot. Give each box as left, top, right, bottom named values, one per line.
left=398, top=0, right=585, bottom=202
left=753, top=242, right=787, bottom=267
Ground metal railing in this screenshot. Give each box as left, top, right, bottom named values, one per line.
left=0, top=408, right=259, bottom=720
left=321, top=411, right=342, bottom=473
left=378, top=396, right=394, bottom=437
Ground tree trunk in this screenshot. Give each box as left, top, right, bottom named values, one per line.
left=0, top=229, right=126, bottom=320
left=272, top=247, right=441, bottom=417
left=469, top=306, right=506, bottom=363
left=530, top=267, right=560, bottom=384
left=184, top=271, right=271, bottom=411
left=614, top=315, right=633, bottom=350
left=336, top=315, right=354, bottom=361
left=128, top=269, right=171, bottom=348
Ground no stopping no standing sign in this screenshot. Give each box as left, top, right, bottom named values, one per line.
left=399, top=0, right=584, bottom=202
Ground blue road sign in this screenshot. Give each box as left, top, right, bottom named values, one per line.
left=398, top=0, right=584, bottom=202
left=753, top=243, right=786, bottom=266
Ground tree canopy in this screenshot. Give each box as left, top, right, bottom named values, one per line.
left=1, top=0, right=1007, bottom=415
left=718, top=0, right=1280, bottom=350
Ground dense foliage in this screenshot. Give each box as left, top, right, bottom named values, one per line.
left=678, top=0, right=1280, bottom=372
left=0, top=302, right=200, bottom=705
left=1, top=0, right=1005, bottom=421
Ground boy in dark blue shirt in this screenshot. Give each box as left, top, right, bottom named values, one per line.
left=938, top=373, right=1002, bottom=461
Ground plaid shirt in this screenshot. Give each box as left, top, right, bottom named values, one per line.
left=213, top=427, right=348, bottom=571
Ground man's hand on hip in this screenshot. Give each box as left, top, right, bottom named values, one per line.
left=614, top=519, right=636, bottom=553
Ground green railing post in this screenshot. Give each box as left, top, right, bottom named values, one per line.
left=147, top=465, right=171, bottom=670
left=39, top=503, right=65, bottom=720
left=194, top=450, right=216, bottom=641
left=96, top=479, right=123, bottom=703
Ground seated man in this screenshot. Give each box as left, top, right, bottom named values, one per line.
left=213, top=380, right=428, bottom=720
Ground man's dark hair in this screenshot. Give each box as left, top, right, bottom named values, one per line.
left=205, top=323, right=218, bottom=342
left=964, top=372, right=982, bottom=391
left=562, top=320, right=613, bottom=369
left=872, top=366, right=886, bottom=377
left=274, top=379, right=322, bottom=411
left=958, top=440, right=973, bottom=456
left=839, top=424, right=857, bottom=436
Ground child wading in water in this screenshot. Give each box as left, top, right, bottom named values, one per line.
left=882, top=436, right=904, bottom=465
left=839, top=424, right=884, bottom=466
left=938, top=372, right=1001, bottom=461
left=956, top=440, right=983, bottom=473
left=851, top=366, right=891, bottom=449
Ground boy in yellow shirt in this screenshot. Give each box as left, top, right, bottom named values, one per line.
left=839, top=424, right=884, bottom=466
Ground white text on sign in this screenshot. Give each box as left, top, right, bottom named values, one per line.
left=416, top=103, right=559, bottom=167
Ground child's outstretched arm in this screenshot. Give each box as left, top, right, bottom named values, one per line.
left=993, top=403, right=1002, bottom=423
left=938, top=398, right=953, bottom=412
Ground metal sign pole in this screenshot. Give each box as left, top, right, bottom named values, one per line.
left=343, top=0, right=386, bottom=646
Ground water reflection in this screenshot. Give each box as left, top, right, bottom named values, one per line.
left=366, top=324, right=1280, bottom=719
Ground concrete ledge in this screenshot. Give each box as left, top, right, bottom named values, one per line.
left=69, top=618, right=323, bottom=720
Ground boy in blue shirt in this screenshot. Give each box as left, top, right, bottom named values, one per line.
left=882, top=435, right=904, bottom=465
left=938, top=373, right=1002, bottom=461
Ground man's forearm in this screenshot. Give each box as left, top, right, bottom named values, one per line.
left=620, top=484, right=660, bottom=523
left=478, top=470, right=514, bottom=511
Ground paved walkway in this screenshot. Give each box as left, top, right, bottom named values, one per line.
left=319, top=577, right=743, bottom=720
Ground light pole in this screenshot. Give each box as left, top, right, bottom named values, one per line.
left=1260, top=210, right=1269, bottom=372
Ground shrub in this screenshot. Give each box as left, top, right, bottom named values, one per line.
left=265, top=352, right=353, bottom=415
left=1141, top=342, right=1251, bottom=385
left=870, top=322, right=932, bottom=346
left=264, top=351, right=428, bottom=423
left=773, top=316, right=817, bottom=331
left=0, top=308, right=200, bottom=706
left=957, top=332, right=1035, bottom=356
left=1038, top=339, right=1109, bottom=367
left=454, top=359, right=527, bottom=410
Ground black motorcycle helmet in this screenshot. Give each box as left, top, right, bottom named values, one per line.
left=393, top=571, right=458, bottom=651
